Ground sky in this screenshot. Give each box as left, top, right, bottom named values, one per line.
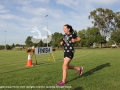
left=0, top=0, right=120, bottom=45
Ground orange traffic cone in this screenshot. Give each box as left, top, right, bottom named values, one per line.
left=26, top=52, right=33, bottom=67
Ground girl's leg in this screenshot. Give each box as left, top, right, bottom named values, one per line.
left=68, top=65, right=83, bottom=76
left=57, top=57, right=83, bottom=86
left=68, top=65, right=79, bottom=70
left=62, top=57, right=71, bottom=83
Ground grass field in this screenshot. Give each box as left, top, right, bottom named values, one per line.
left=0, top=48, right=120, bottom=90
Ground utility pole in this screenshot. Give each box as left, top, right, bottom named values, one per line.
left=5, top=31, right=6, bottom=50
left=45, top=15, right=48, bottom=47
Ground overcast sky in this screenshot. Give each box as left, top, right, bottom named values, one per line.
left=0, top=0, right=120, bottom=45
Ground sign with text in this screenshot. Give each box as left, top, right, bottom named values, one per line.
left=35, top=47, right=52, bottom=54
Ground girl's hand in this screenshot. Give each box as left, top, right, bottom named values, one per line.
left=71, top=38, right=75, bottom=43
left=60, top=41, right=64, bottom=45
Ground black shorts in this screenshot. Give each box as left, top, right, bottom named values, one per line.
left=64, top=52, right=74, bottom=60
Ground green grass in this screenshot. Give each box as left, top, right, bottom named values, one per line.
left=0, top=48, right=120, bottom=90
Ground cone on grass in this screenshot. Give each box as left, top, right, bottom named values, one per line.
left=26, top=52, right=33, bottom=67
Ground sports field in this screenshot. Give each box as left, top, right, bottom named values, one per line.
left=0, top=48, right=120, bottom=90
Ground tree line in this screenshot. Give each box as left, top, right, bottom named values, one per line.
left=25, top=26, right=120, bottom=48
left=0, top=44, right=24, bottom=50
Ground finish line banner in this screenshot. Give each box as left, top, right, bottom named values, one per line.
left=35, top=47, right=52, bottom=54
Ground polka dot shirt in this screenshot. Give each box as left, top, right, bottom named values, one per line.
left=62, top=32, right=78, bottom=53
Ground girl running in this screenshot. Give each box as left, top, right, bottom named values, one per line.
left=57, top=24, right=83, bottom=86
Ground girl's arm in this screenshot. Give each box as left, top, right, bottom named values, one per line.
left=72, top=36, right=81, bottom=43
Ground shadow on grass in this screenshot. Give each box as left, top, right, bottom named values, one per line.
left=83, top=63, right=111, bottom=76
left=67, top=63, right=111, bottom=83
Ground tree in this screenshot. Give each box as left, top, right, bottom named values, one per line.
left=78, top=27, right=106, bottom=47
left=0, top=45, right=5, bottom=50
left=52, top=32, right=63, bottom=49
left=16, top=44, right=21, bottom=46
left=85, top=27, right=105, bottom=47
left=25, top=36, right=33, bottom=47
left=107, top=39, right=115, bottom=46
left=78, top=29, right=86, bottom=47
left=88, top=8, right=120, bottom=38
left=6, top=44, right=11, bottom=50
left=11, top=43, right=15, bottom=49
left=110, top=30, right=120, bottom=44
left=114, top=12, right=120, bottom=29
left=116, top=20, right=120, bottom=29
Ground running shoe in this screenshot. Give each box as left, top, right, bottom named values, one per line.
left=78, top=66, right=83, bottom=75
left=56, top=81, right=65, bottom=86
